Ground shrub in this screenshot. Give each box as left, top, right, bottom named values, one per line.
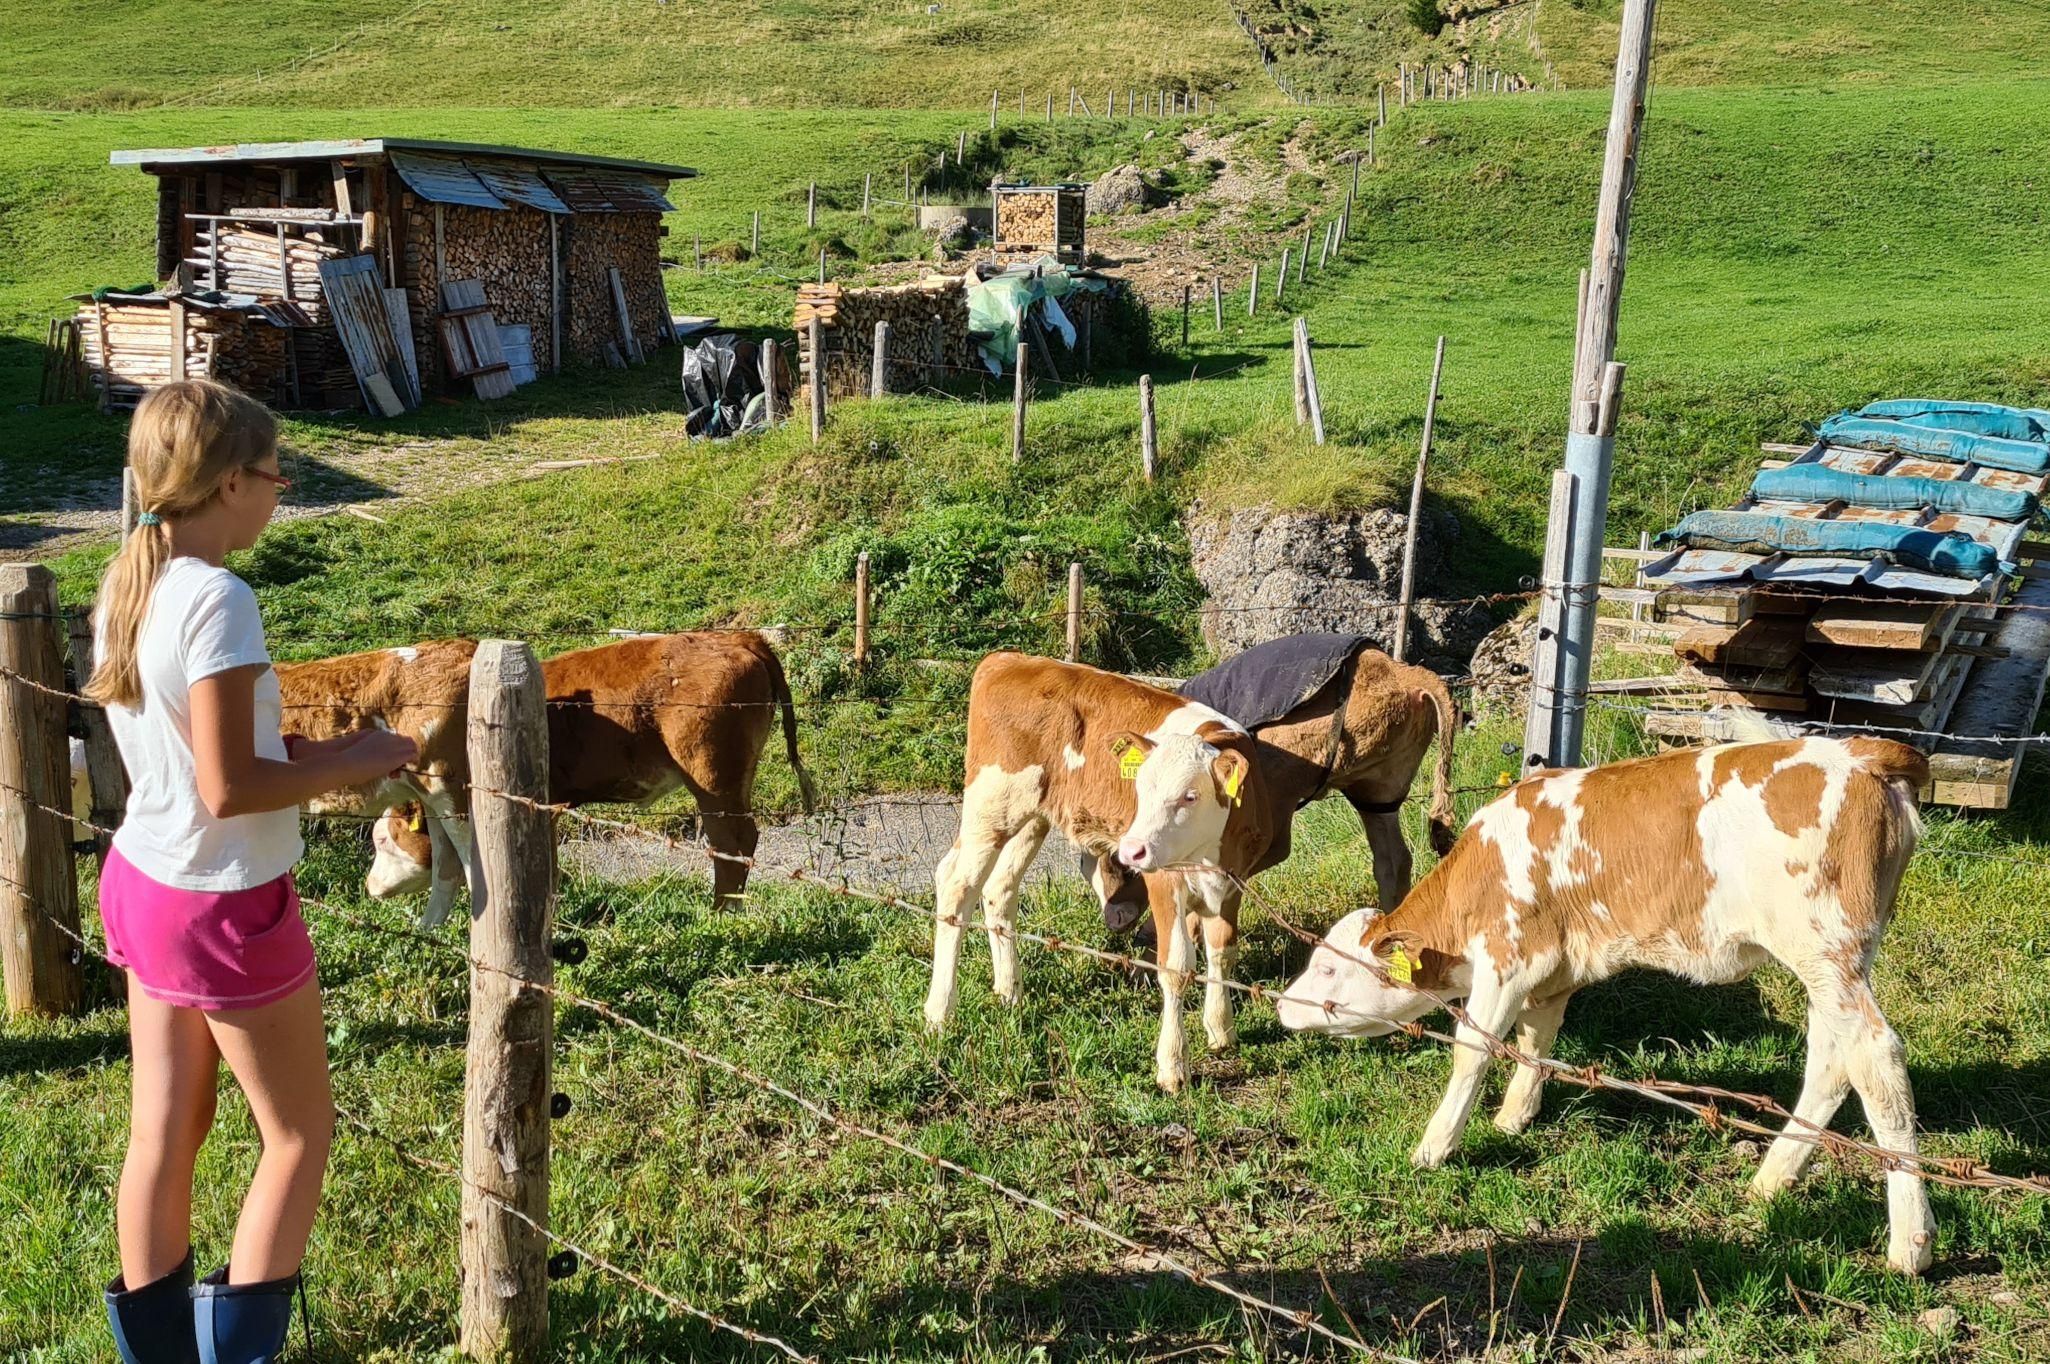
left=1407, top=0, right=1445, bottom=36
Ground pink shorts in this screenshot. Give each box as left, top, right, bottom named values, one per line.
left=100, top=848, right=316, bottom=1012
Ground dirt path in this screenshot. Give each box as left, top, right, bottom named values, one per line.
left=563, top=791, right=1083, bottom=900
left=0, top=435, right=558, bottom=563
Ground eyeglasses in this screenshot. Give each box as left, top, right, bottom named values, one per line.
left=245, top=466, right=292, bottom=491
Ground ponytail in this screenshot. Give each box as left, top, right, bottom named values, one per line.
left=87, top=380, right=277, bottom=708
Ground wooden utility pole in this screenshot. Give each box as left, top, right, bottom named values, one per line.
left=1392, top=336, right=1447, bottom=663
left=1542, top=0, right=1657, bottom=768
left=458, top=640, right=555, bottom=1362
left=760, top=338, right=781, bottom=425
left=871, top=320, right=890, bottom=398
left=0, top=565, right=81, bottom=1018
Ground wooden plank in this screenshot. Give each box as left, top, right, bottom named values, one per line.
left=1656, top=590, right=1752, bottom=627
left=607, top=266, right=643, bottom=365
left=1806, top=600, right=1959, bottom=651
left=1676, top=617, right=1805, bottom=669
left=1809, top=646, right=1949, bottom=705
left=1678, top=657, right=1806, bottom=696
left=317, top=255, right=411, bottom=416
left=1927, top=576, right=2050, bottom=808
left=384, top=287, right=419, bottom=407
left=1819, top=650, right=1971, bottom=729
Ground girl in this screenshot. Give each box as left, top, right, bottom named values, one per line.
left=90, top=380, right=417, bottom=1364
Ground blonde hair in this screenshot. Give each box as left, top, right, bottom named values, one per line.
left=87, top=380, right=278, bottom=708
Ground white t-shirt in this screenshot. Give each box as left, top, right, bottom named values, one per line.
left=105, top=557, right=304, bottom=891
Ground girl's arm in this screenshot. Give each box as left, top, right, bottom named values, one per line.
left=191, top=666, right=420, bottom=819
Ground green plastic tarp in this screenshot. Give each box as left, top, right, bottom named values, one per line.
left=965, top=259, right=1107, bottom=374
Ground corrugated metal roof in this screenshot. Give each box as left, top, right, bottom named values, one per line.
left=388, top=151, right=507, bottom=209
left=466, top=160, right=570, bottom=215
left=110, top=137, right=694, bottom=180
left=539, top=164, right=674, bottom=213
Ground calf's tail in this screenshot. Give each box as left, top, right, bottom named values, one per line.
left=761, top=643, right=817, bottom=814
left=1421, top=670, right=1459, bottom=856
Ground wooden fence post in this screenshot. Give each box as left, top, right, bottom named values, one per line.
left=1211, top=275, right=1223, bottom=330
left=1010, top=342, right=1029, bottom=462
left=853, top=552, right=871, bottom=667
left=760, top=338, right=781, bottom=426
left=459, top=640, right=555, bottom=1362
left=1296, top=317, right=1326, bottom=445
left=1139, top=375, right=1157, bottom=483
left=1379, top=82, right=1387, bottom=124
left=121, top=467, right=138, bottom=537
left=1065, top=563, right=1083, bottom=663
left=1276, top=249, right=1289, bottom=302
left=817, top=248, right=827, bottom=284
left=64, top=608, right=126, bottom=859
left=808, top=317, right=826, bottom=444
left=991, top=89, right=999, bottom=130
left=1291, top=319, right=1309, bottom=426
left=751, top=210, right=760, bottom=256
left=0, top=565, right=82, bottom=1018
left=862, top=174, right=872, bottom=219
left=1247, top=264, right=1258, bottom=317
left=807, top=181, right=817, bottom=227
left=871, top=320, right=890, bottom=399
left=1392, top=336, right=1447, bottom=662
left=1180, top=285, right=1191, bottom=349
left=1298, top=225, right=1310, bottom=283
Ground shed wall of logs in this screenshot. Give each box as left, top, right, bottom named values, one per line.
left=794, top=277, right=973, bottom=404
left=564, top=212, right=667, bottom=365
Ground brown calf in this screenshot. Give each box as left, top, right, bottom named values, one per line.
left=1279, top=737, right=1936, bottom=1274
left=281, top=632, right=814, bottom=921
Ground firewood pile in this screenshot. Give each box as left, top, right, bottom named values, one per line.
left=188, top=220, right=351, bottom=316
left=993, top=186, right=1086, bottom=262
left=74, top=297, right=288, bottom=409
left=795, top=276, right=973, bottom=402
left=565, top=212, right=665, bottom=364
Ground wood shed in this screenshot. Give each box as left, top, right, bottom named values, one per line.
left=98, top=137, right=696, bottom=411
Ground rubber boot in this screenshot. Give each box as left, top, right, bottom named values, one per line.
left=190, top=1265, right=305, bottom=1364
left=105, top=1248, right=201, bottom=1364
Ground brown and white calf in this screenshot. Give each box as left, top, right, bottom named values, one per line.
left=925, top=652, right=1283, bottom=1091
left=280, top=632, right=814, bottom=923
left=1278, top=737, right=1936, bottom=1274
left=1095, top=646, right=1460, bottom=936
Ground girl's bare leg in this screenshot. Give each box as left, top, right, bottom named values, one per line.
left=204, top=979, right=334, bottom=1282
left=118, top=978, right=222, bottom=1286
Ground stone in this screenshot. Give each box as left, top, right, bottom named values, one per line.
left=1086, top=164, right=1157, bottom=216
left=1467, top=611, right=1537, bottom=719
left=1185, top=503, right=1495, bottom=673
left=1916, top=1306, right=1962, bottom=1338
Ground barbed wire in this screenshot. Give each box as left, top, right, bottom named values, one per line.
left=329, top=1104, right=816, bottom=1363
left=298, top=892, right=1399, bottom=1360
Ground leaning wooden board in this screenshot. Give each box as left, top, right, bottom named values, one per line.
left=437, top=279, right=515, bottom=400
left=317, top=255, right=414, bottom=416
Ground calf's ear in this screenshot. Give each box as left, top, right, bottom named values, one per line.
left=1108, top=732, right=1155, bottom=776
left=1210, top=748, right=1250, bottom=806
left=1363, top=930, right=1462, bottom=990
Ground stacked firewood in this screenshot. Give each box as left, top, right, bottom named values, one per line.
left=995, top=192, right=1060, bottom=250
left=75, top=299, right=287, bottom=409
left=795, top=277, right=974, bottom=402
left=187, top=221, right=350, bottom=313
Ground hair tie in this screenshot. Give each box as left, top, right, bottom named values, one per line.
left=135, top=512, right=162, bottom=527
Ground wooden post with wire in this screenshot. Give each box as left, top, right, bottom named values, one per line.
left=1139, top=374, right=1157, bottom=483
left=0, top=564, right=82, bottom=1018
left=1181, top=285, right=1191, bottom=349
left=459, top=639, right=555, bottom=1361
left=1011, top=342, right=1029, bottom=462
left=751, top=210, right=760, bottom=256
left=760, top=338, right=781, bottom=426
left=1392, top=335, right=1447, bottom=662
left=1211, top=276, right=1223, bottom=330
left=1296, top=317, right=1326, bottom=445
left=1291, top=321, right=1309, bottom=426
left=1065, top=563, right=1083, bottom=662
left=853, top=552, right=871, bottom=667
left=64, top=607, right=126, bottom=861
left=121, top=467, right=138, bottom=536
left=807, top=181, right=817, bottom=227
left=871, top=320, right=890, bottom=399
left=1247, top=264, right=1258, bottom=317
left=807, top=317, right=826, bottom=444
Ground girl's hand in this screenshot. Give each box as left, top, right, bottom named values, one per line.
left=341, top=731, right=419, bottom=783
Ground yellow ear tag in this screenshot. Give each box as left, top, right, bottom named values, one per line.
left=1119, top=746, right=1146, bottom=781
left=1496, top=771, right=1513, bottom=788
left=1387, top=945, right=1416, bottom=986
left=407, top=811, right=424, bottom=833
left=1222, top=765, right=1245, bottom=806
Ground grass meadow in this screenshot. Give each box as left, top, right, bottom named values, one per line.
left=4, top=10, right=2050, bottom=1361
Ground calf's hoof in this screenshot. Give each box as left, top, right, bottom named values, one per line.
left=1887, top=1229, right=1934, bottom=1277
left=991, top=980, right=1022, bottom=1008
left=1747, top=1166, right=1797, bottom=1201
left=1410, top=1137, right=1455, bottom=1170
left=1155, top=1055, right=1190, bottom=1094
left=921, top=996, right=954, bottom=1032
left=1492, top=1108, right=1535, bottom=1137
left=1203, top=1021, right=1237, bottom=1052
